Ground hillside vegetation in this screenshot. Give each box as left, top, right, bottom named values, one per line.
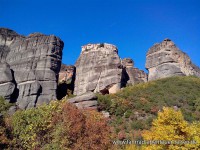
left=97, top=76, right=200, bottom=139
left=1, top=76, right=200, bottom=149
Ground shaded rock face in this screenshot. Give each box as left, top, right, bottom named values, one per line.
left=146, top=39, right=200, bottom=81
left=122, top=58, right=147, bottom=85
left=0, top=28, right=64, bottom=109
left=74, top=43, right=122, bottom=96
left=57, top=64, right=75, bottom=100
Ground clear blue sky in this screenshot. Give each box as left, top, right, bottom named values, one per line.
left=1, top=0, right=200, bottom=72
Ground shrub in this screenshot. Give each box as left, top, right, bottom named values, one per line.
left=11, top=100, right=62, bottom=149
left=10, top=100, right=111, bottom=149
left=0, top=97, right=13, bottom=149
left=0, top=96, right=13, bottom=115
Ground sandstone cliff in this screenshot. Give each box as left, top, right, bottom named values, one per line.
left=70, top=44, right=148, bottom=109
left=146, top=38, right=200, bottom=81
left=74, top=43, right=122, bottom=95
left=0, top=28, right=63, bottom=109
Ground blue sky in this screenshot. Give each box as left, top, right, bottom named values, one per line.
left=1, top=0, right=200, bottom=72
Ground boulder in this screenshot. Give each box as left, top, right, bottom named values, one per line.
left=0, top=28, right=64, bottom=109
left=146, top=38, right=200, bottom=81
left=74, top=43, right=122, bottom=95
left=68, top=92, right=97, bottom=109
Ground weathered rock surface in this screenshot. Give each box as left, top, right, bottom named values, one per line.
left=74, top=43, right=122, bottom=96
left=0, top=62, right=15, bottom=100
left=68, top=92, right=97, bottom=109
left=122, top=58, right=147, bottom=85
left=146, top=38, right=200, bottom=81
left=59, top=64, right=75, bottom=84
left=0, top=28, right=63, bottom=109
left=57, top=64, right=75, bottom=100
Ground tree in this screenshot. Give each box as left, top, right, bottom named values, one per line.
left=142, top=107, right=200, bottom=150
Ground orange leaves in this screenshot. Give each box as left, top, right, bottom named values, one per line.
left=50, top=102, right=112, bottom=150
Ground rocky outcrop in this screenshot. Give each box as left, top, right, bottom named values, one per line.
left=57, top=64, right=75, bottom=100
left=0, top=28, right=63, bottom=109
left=74, top=43, right=122, bottom=96
left=71, top=43, right=149, bottom=109
left=146, top=38, right=200, bottom=81
left=59, top=64, right=75, bottom=84
left=0, top=62, right=15, bottom=101
left=122, top=58, right=147, bottom=85
left=68, top=92, right=97, bottom=109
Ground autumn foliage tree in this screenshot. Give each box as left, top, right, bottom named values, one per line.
left=10, top=101, right=111, bottom=149
left=142, top=107, right=200, bottom=150
left=47, top=102, right=112, bottom=150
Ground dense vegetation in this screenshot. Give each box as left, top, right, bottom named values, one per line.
left=97, top=76, right=200, bottom=140
left=1, top=76, right=200, bottom=149
left=125, top=107, right=200, bottom=150
left=0, top=100, right=111, bottom=149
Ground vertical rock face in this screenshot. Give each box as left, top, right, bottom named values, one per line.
left=122, top=58, right=147, bottom=85
left=0, top=28, right=64, bottom=109
left=74, top=43, right=122, bottom=95
left=146, top=39, right=200, bottom=81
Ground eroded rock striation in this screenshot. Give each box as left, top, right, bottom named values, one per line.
left=146, top=38, right=200, bottom=81
left=0, top=28, right=63, bottom=109
left=74, top=43, right=122, bottom=96
left=68, top=92, right=97, bottom=109
left=122, top=58, right=147, bottom=85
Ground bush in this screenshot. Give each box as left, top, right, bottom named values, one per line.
left=0, top=97, right=13, bottom=149
left=10, top=100, right=111, bottom=149
left=11, top=100, right=62, bottom=149
left=0, top=96, right=13, bottom=115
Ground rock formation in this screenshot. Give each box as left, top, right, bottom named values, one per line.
left=0, top=28, right=63, bottom=109
left=74, top=43, right=122, bottom=95
left=70, top=43, right=149, bottom=109
left=70, top=43, right=123, bottom=109
left=0, top=62, right=15, bottom=101
left=59, top=64, right=75, bottom=84
left=122, top=58, right=147, bottom=85
left=68, top=92, right=97, bottom=109
left=146, top=38, right=200, bottom=81
left=57, top=64, right=75, bottom=100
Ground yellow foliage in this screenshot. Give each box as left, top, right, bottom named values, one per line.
left=142, top=107, right=200, bottom=150
left=125, top=144, right=143, bottom=150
